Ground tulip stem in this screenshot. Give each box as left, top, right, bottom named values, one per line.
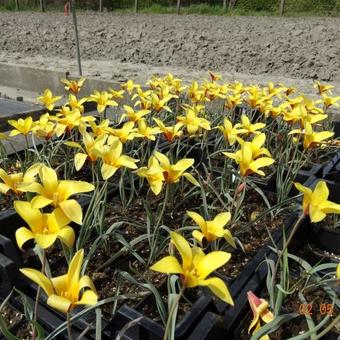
left=163, top=285, right=185, bottom=340
left=67, top=312, right=73, bottom=340
left=271, top=213, right=305, bottom=291
left=156, top=184, right=170, bottom=227
left=32, top=249, right=46, bottom=340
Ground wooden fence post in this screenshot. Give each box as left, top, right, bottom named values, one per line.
left=99, top=0, right=103, bottom=12
left=15, top=0, right=19, bottom=10
left=134, top=0, right=138, bottom=13
left=279, top=0, right=286, bottom=16
left=177, top=0, right=181, bottom=14
left=40, top=0, right=44, bottom=12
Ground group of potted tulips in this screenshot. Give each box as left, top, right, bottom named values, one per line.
left=0, top=72, right=339, bottom=339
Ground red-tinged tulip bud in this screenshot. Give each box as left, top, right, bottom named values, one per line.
left=247, top=291, right=262, bottom=307
left=236, top=182, right=246, bottom=195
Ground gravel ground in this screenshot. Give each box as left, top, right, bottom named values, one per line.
left=0, top=12, right=340, bottom=82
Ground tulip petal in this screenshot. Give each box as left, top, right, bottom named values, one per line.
left=117, top=155, right=138, bottom=169
left=76, top=290, right=98, bottom=306
left=182, top=173, right=199, bottom=186
left=15, top=227, right=35, bottom=250
left=312, top=181, right=329, bottom=205
left=192, top=230, right=205, bottom=243
left=79, top=275, right=97, bottom=292
left=14, top=201, right=43, bottom=230
left=20, top=268, right=54, bottom=296
left=31, top=195, right=54, bottom=209
left=187, top=211, right=207, bottom=234
left=68, top=249, right=84, bottom=297
left=213, top=212, right=231, bottom=228
left=75, top=153, right=88, bottom=171
left=150, top=256, right=183, bottom=274
left=170, top=232, right=192, bottom=270
left=196, top=251, right=231, bottom=279
left=201, top=277, right=233, bottom=305
left=58, top=226, right=75, bottom=248
left=223, top=229, right=236, bottom=248
left=51, top=275, right=68, bottom=295
left=59, top=199, right=83, bottom=225
left=101, top=163, right=118, bottom=180
left=35, top=233, right=58, bottom=249
left=47, top=294, right=72, bottom=314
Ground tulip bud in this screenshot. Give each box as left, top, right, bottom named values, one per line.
left=236, top=182, right=246, bottom=195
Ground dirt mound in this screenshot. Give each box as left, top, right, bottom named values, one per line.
left=0, top=12, right=339, bottom=81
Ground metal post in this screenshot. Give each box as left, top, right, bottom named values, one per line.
left=40, top=0, right=44, bottom=12
left=99, top=0, right=103, bottom=12
left=223, top=0, right=227, bottom=13
left=280, top=0, right=286, bottom=16
left=71, top=0, right=82, bottom=76
left=176, top=0, right=181, bottom=14
left=134, top=0, right=138, bottom=13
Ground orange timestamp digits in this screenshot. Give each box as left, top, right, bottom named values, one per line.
left=299, top=303, right=334, bottom=316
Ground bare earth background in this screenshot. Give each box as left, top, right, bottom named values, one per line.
left=0, top=12, right=340, bottom=88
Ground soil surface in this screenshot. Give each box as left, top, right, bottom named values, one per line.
left=1, top=12, right=340, bottom=82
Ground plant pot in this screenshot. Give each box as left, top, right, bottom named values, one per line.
left=106, top=292, right=213, bottom=340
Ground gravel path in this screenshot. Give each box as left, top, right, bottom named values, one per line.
left=0, top=12, right=340, bottom=82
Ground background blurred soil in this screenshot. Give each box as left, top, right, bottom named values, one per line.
left=0, top=12, right=339, bottom=82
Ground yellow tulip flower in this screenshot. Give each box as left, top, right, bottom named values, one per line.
left=223, top=142, right=274, bottom=177
left=65, top=133, right=106, bottom=171
left=188, top=81, right=205, bottom=103
left=52, top=111, right=96, bottom=136
left=89, top=119, right=113, bottom=137
left=289, top=122, right=334, bottom=149
left=37, top=89, right=62, bottom=111
left=120, top=105, right=150, bottom=123
left=61, top=78, right=86, bottom=95
left=68, top=94, right=87, bottom=114
left=0, top=163, right=41, bottom=195
left=14, top=201, right=75, bottom=250
left=111, top=122, right=137, bottom=143
left=208, top=71, right=221, bottom=82
left=121, top=79, right=140, bottom=95
left=135, top=156, right=165, bottom=195
left=224, top=94, right=243, bottom=110
left=8, top=117, right=34, bottom=136
left=244, top=86, right=267, bottom=109
left=93, top=136, right=138, bottom=180
left=135, top=119, right=161, bottom=141
left=294, top=181, right=340, bottom=223
left=188, top=211, right=235, bottom=247
left=247, top=291, right=274, bottom=340
left=19, top=165, right=94, bottom=225
left=177, top=106, right=211, bottom=136
left=20, top=249, right=97, bottom=314
left=150, top=232, right=233, bottom=305
left=322, top=95, right=340, bottom=109
left=150, top=93, right=172, bottom=113
left=109, top=88, right=125, bottom=100
left=217, top=118, right=246, bottom=145
left=88, top=91, right=118, bottom=113
left=314, top=81, right=334, bottom=95
left=240, top=115, right=265, bottom=135
left=32, top=113, right=57, bottom=140
left=237, top=133, right=272, bottom=159
left=154, top=151, right=199, bottom=186
left=153, top=118, right=183, bottom=142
